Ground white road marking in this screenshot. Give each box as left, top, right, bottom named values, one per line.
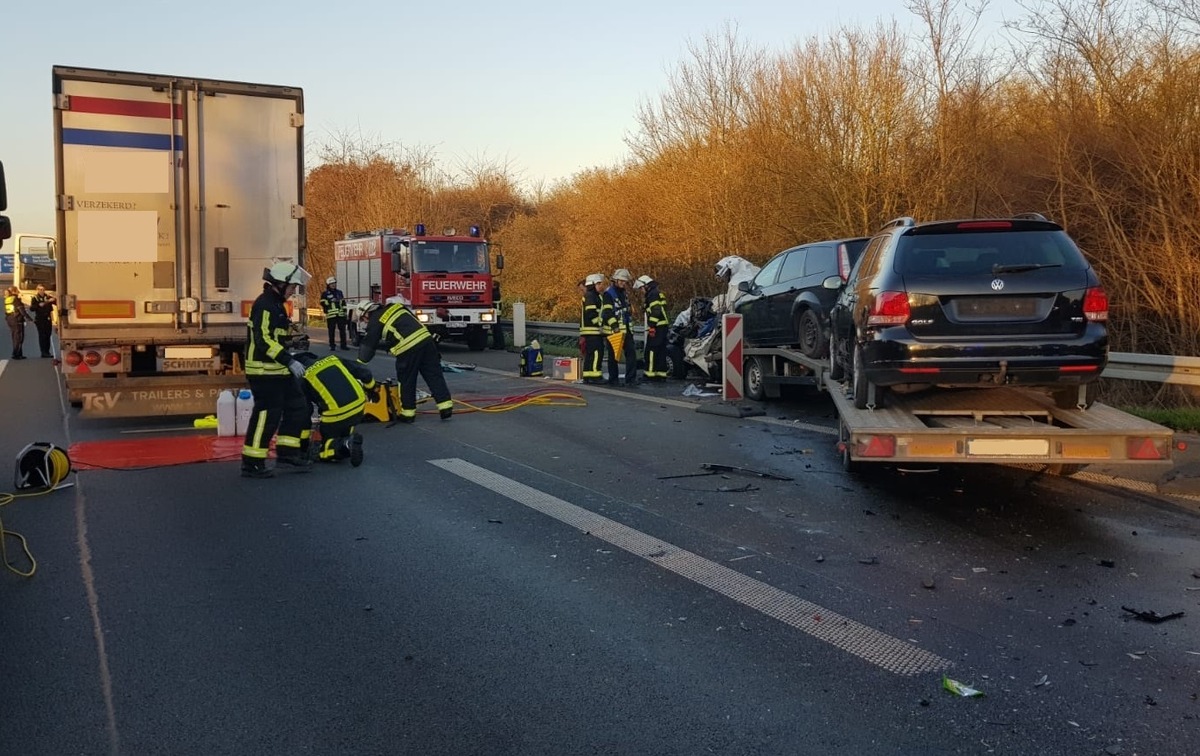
left=430, top=457, right=952, bottom=677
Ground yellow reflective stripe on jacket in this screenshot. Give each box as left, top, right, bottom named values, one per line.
left=580, top=294, right=602, bottom=335
left=647, top=294, right=670, bottom=327
left=599, top=297, right=617, bottom=335
left=380, top=304, right=431, bottom=355
left=4, top=295, right=17, bottom=315
left=245, top=306, right=290, bottom=375
left=304, top=355, right=366, bottom=422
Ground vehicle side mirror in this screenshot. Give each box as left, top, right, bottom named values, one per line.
left=0, top=160, right=8, bottom=211
left=46, top=239, right=57, bottom=259
left=390, top=252, right=403, bottom=274
left=822, top=275, right=843, bottom=290
left=495, top=253, right=504, bottom=271
left=0, top=215, right=10, bottom=250
left=737, top=280, right=752, bottom=293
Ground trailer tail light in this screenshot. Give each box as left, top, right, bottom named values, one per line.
left=1127, top=437, right=1168, bottom=460
left=64, top=351, right=83, bottom=367
left=857, top=435, right=896, bottom=458
left=899, top=367, right=940, bottom=374
left=867, top=291, right=910, bottom=326
left=104, top=350, right=122, bottom=366
left=83, top=351, right=102, bottom=366
left=1058, top=364, right=1098, bottom=373
left=1083, top=286, right=1108, bottom=322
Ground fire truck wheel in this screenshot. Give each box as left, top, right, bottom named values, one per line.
left=467, top=328, right=489, bottom=351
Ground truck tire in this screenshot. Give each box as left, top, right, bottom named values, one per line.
left=466, top=327, right=489, bottom=351
left=838, top=418, right=864, bottom=474
left=797, top=309, right=826, bottom=359
left=744, top=356, right=767, bottom=402
left=1046, top=463, right=1085, bottom=476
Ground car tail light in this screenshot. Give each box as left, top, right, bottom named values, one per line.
left=64, top=351, right=83, bottom=367
left=84, top=351, right=102, bottom=366
left=1083, top=287, right=1108, bottom=322
left=837, top=243, right=852, bottom=281
left=867, top=291, right=910, bottom=325
left=104, top=350, right=122, bottom=366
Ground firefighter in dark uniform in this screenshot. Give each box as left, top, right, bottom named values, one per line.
left=5, top=286, right=30, bottom=360
left=291, top=351, right=374, bottom=466
left=634, top=274, right=670, bottom=381
left=241, top=262, right=314, bottom=479
left=320, top=276, right=349, bottom=350
left=579, top=273, right=606, bottom=384
left=354, top=300, right=454, bottom=423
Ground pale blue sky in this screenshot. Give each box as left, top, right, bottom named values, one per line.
left=1, top=0, right=1019, bottom=235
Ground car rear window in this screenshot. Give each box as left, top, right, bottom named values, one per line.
left=895, top=230, right=1089, bottom=275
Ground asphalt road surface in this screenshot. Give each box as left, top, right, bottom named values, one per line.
left=2, top=332, right=1198, bottom=755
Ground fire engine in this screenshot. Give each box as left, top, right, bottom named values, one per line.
left=333, top=224, right=503, bottom=351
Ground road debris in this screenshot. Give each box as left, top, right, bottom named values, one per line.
left=1099, top=559, right=1116, bottom=568
left=1122, top=606, right=1185, bottom=623
left=858, top=556, right=880, bottom=565
left=942, top=676, right=985, bottom=697
left=1034, top=675, right=1050, bottom=687
left=700, top=463, right=793, bottom=481
left=487, top=519, right=503, bottom=524
left=922, top=578, right=936, bottom=590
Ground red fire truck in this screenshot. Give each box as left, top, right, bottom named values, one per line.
left=333, top=224, right=503, bottom=350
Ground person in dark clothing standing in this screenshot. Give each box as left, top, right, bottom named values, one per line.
left=603, top=268, right=639, bottom=386
left=4, top=286, right=30, bottom=360
left=241, top=262, right=314, bottom=479
left=291, top=351, right=374, bottom=467
left=354, top=300, right=453, bottom=423
left=28, top=284, right=56, bottom=358
left=633, top=274, right=670, bottom=381
left=320, top=276, right=349, bottom=350
left=579, top=273, right=606, bottom=384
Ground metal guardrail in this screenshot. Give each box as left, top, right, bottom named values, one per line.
left=504, top=322, right=1200, bottom=387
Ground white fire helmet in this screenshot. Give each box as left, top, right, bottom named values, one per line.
left=584, top=273, right=605, bottom=287
left=633, top=274, right=654, bottom=290
left=611, top=268, right=632, bottom=282
left=354, top=300, right=381, bottom=323
left=263, top=261, right=312, bottom=287
left=326, top=276, right=337, bottom=286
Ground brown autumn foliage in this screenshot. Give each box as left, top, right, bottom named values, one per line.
left=304, top=1, right=1200, bottom=402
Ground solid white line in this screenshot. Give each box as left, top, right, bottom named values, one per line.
left=0, top=358, right=7, bottom=381
left=430, top=457, right=952, bottom=677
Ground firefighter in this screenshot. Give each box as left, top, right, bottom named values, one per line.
left=4, top=285, right=30, bottom=360
left=579, top=273, right=607, bottom=384
left=603, top=268, right=639, bottom=386
left=320, top=276, right=349, bottom=350
left=291, top=351, right=374, bottom=467
left=241, top=262, right=313, bottom=479
left=634, top=274, right=670, bottom=381
left=354, top=300, right=454, bottom=423
left=29, top=284, right=57, bottom=358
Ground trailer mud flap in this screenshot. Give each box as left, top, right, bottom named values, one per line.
left=68, top=374, right=250, bottom=418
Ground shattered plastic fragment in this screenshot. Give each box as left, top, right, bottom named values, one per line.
left=942, top=676, right=984, bottom=697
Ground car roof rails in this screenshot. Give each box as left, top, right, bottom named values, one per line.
left=879, top=216, right=916, bottom=230
left=1011, top=212, right=1049, bottom=221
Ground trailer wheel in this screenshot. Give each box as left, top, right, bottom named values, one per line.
left=466, top=328, right=489, bottom=351
left=797, top=309, right=826, bottom=359
left=838, top=419, right=863, bottom=474
left=744, top=356, right=767, bottom=402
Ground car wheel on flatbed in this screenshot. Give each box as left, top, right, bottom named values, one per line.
left=744, top=355, right=766, bottom=401
left=797, top=309, right=826, bottom=359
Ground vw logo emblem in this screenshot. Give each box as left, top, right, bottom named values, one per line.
left=991, top=279, right=1005, bottom=291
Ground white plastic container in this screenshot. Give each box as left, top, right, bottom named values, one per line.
left=235, top=389, right=254, bottom=435
left=216, top=390, right=237, bottom=437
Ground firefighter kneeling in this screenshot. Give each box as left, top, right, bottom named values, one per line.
left=291, top=351, right=374, bottom=466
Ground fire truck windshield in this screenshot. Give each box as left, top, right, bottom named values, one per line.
left=411, top=241, right=490, bottom=274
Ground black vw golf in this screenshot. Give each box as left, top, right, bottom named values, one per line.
left=828, top=215, right=1109, bottom=410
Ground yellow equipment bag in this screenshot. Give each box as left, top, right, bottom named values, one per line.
left=606, top=332, right=625, bottom=361
left=362, top=379, right=401, bottom=423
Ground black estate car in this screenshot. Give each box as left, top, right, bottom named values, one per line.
left=734, top=237, right=869, bottom=357
left=828, top=215, right=1109, bottom=410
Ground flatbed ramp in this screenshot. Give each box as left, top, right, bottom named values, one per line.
left=825, top=380, right=1174, bottom=470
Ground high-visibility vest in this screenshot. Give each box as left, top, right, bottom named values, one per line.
left=245, top=290, right=293, bottom=376
left=303, top=354, right=369, bottom=423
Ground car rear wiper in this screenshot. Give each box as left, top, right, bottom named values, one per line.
left=991, top=263, right=1062, bottom=274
